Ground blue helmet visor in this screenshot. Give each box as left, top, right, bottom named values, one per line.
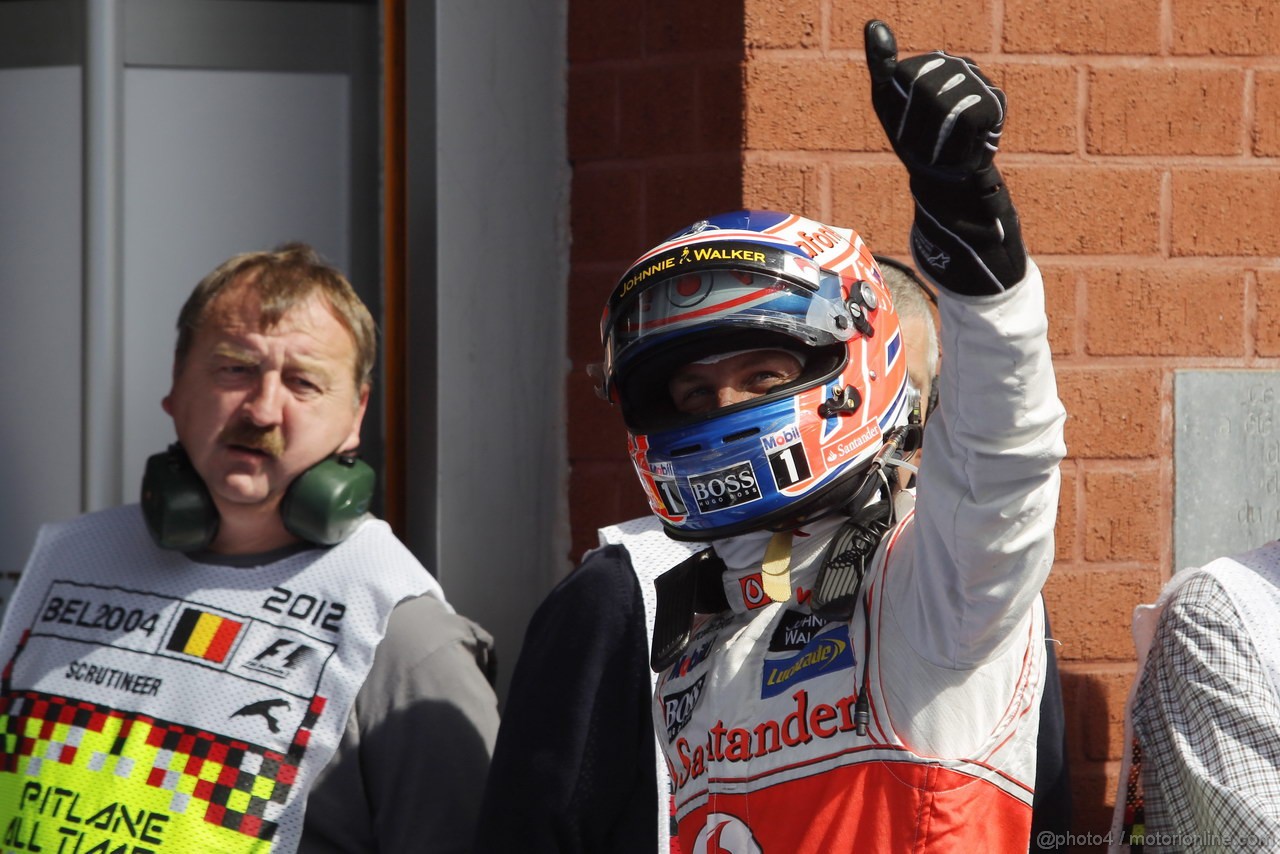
left=604, top=268, right=852, bottom=397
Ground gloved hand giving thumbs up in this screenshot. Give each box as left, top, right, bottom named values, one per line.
left=864, top=20, right=1027, bottom=295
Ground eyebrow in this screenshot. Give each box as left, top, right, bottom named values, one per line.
left=209, top=342, right=338, bottom=379
left=210, top=343, right=259, bottom=365
left=744, top=353, right=795, bottom=368
left=670, top=363, right=717, bottom=383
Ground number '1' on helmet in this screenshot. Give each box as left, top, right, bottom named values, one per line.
left=598, top=210, right=912, bottom=540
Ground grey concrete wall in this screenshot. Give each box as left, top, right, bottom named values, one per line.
left=407, top=2, right=571, bottom=701
left=0, top=3, right=572, bottom=704
left=0, top=0, right=375, bottom=616
left=0, top=66, right=84, bottom=577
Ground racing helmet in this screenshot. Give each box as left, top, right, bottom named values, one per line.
left=599, top=210, right=912, bottom=541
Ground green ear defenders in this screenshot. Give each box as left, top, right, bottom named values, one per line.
left=141, top=445, right=218, bottom=552
left=141, top=443, right=376, bottom=552
left=280, top=451, right=376, bottom=547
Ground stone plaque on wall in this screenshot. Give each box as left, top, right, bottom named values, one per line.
left=1176, top=371, right=1280, bottom=572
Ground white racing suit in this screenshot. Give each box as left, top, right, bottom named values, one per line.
left=626, top=263, right=1065, bottom=851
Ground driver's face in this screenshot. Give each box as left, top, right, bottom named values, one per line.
left=668, top=349, right=804, bottom=415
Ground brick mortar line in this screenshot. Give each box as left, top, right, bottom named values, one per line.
left=1245, top=67, right=1259, bottom=156
left=739, top=49, right=1280, bottom=65
left=1056, top=355, right=1280, bottom=367
left=1073, top=458, right=1164, bottom=472
left=993, top=0, right=1006, bottom=54
left=571, top=154, right=748, bottom=172
left=1076, top=63, right=1090, bottom=159
left=731, top=152, right=1280, bottom=166
left=1072, top=266, right=1088, bottom=367
left=1036, top=255, right=1280, bottom=265
left=1160, top=0, right=1173, bottom=55
left=570, top=50, right=745, bottom=71
left=1058, top=660, right=1140, bottom=675
left=1159, top=169, right=1172, bottom=258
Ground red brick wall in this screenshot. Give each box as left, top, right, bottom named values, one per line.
left=567, top=0, right=1280, bottom=845
left=566, top=0, right=747, bottom=555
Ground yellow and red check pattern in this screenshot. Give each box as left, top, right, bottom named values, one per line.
left=0, top=687, right=326, bottom=848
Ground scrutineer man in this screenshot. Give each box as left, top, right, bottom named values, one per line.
left=0, top=244, right=498, bottom=853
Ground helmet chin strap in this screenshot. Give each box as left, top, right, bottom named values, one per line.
left=809, top=486, right=894, bottom=622
left=840, top=422, right=923, bottom=512
left=648, top=422, right=924, bottom=672
left=807, top=419, right=926, bottom=736
left=809, top=421, right=923, bottom=621
left=760, top=530, right=796, bottom=602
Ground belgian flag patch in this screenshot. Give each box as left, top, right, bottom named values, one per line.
left=166, top=607, right=244, bottom=663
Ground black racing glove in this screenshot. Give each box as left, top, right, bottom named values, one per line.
left=865, top=19, right=1026, bottom=295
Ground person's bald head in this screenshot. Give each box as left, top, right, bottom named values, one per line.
left=876, top=257, right=938, bottom=419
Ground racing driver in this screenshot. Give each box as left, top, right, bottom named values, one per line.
left=593, top=20, right=1066, bottom=850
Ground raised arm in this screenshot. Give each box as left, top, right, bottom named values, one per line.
left=866, top=20, right=1066, bottom=665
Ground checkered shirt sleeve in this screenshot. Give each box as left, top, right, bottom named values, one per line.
left=1132, top=572, right=1280, bottom=852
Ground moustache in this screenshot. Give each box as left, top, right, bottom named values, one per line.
left=219, top=422, right=285, bottom=459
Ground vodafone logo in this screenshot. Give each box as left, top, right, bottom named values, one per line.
left=738, top=574, right=767, bottom=609
left=693, top=814, right=763, bottom=854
